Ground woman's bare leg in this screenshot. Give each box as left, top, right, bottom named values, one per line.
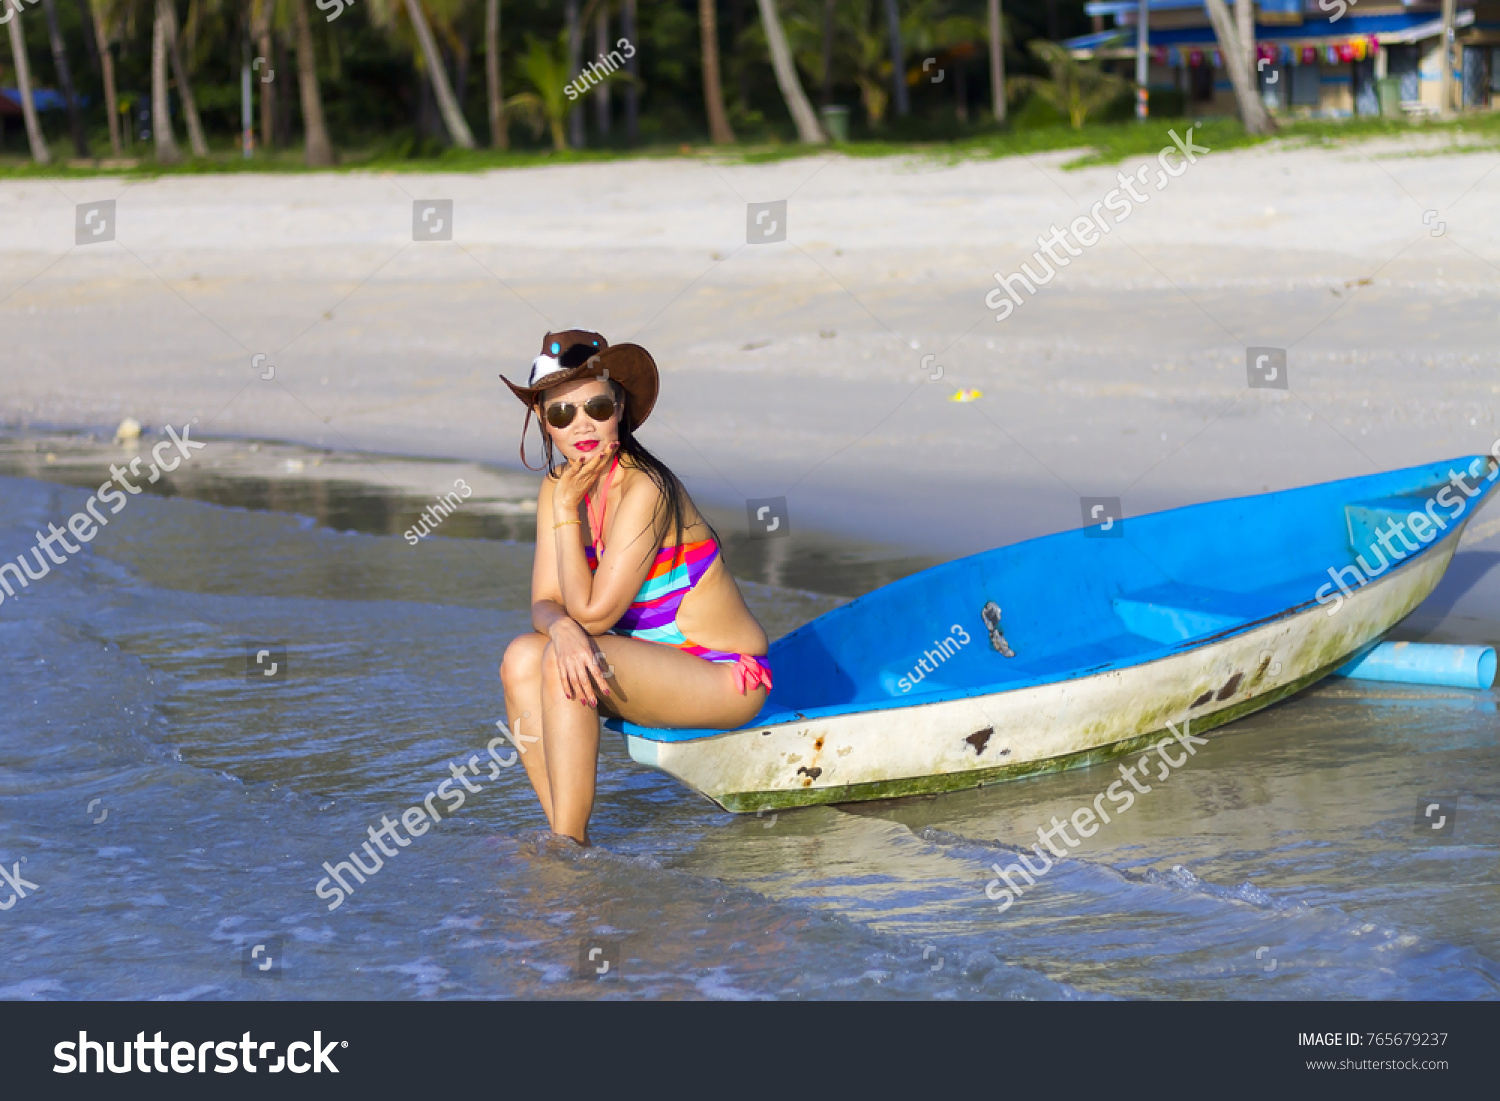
left=539, top=639, right=601, bottom=843
left=499, top=632, right=555, bottom=829
left=539, top=634, right=769, bottom=843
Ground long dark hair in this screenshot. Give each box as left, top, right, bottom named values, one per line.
left=533, top=380, right=708, bottom=564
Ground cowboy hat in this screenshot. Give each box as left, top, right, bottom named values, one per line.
left=499, top=330, right=659, bottom=431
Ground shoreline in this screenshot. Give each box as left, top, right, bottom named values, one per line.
left=4, top=421, right=1496, bottom=644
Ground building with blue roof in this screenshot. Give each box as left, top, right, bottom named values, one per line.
left=1064, top=0, right=1500, bottom=117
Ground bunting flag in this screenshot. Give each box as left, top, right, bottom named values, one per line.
left=1337, top=42, right=1355, bottom=62
left=1213, top=49, right=1223, bottom=68
left=1283, top=44, right=1295, bottom=65
left=1326, top=45, right=1338, bottom=64
left=1169, top=46, right=1182, bottom=66
left=1190, top=49, right=1204, bottom=66
left=1303, top=46, right=1318, bottom=65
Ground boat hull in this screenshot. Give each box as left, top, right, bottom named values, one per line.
left=625, top=514, right=1468, bottom=813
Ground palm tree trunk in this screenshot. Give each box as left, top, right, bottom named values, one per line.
left=161, top=0, right=208, bottom=155
left=151, top=0, right=181, bottom=162
left=72, top=0, right=99, bottom=72
left=485, top=0, right=506, bottom=147
left=1203, top=0, right=1273, bottom=134
left=290, top=0, right=334, bottom=165
left=756, top=0, right=825, bottom=142
left=253, top=0, right=274, bottom=150
left=954, top=53, right=967, bottom=121
left=1235, top=0, right=1254, bottom=79
left=89, top=0, right=122, bottom=156
left=5, top=7, right=52, bottom=164
left=594, top=4, right=610, bottom=136
left=699, top=0, right=734, bottom=143
left=819, top=0, right=834, bottom=107
left=623, top=0, right=639, bottom=141
left=987, top=0, right=1004, bottom=122
left=403, top=0, right=476, bottom=148
left=41, top=0, right=89, bottom=157
left=564, top=0, right=582, bottom=147
left=882, top=0, right=908, bottom=117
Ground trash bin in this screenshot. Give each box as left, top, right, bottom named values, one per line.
left=819, top=105, right=851, bottom=143
left=1377, top=76, right=1402, bottom=118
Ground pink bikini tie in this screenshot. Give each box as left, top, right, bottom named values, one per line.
left=732, top=654, right=774, bottom=694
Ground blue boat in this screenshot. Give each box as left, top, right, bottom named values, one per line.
left=611, top=454, right=1499, bottom=811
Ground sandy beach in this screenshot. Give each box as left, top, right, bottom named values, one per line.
left=3, top=134, right=1498, bottom=628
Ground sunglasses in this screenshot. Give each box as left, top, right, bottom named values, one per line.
left=544, top=395, right=618, bottom=429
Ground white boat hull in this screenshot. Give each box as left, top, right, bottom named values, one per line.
left=625, top=519, right=1468, bottom=812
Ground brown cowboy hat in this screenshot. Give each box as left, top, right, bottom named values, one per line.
left=499, top=330, right=659, bottom=431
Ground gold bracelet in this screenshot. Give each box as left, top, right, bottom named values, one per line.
left=553, top=518, right=581, bottom=530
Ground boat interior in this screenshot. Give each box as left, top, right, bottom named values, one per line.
left=618, top=456, right=1497, bottom=740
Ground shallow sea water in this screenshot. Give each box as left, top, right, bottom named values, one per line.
left=1, top=432, right=1496, bottom=1000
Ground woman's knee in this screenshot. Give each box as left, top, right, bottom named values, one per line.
left=500, top=633, right=546, bottom=690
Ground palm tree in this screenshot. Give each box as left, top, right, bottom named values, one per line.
left=1008, top=39, right=1127, bottom=129
left=407, top=0, right=476, bottom=147
left=1203, top=0, right=1273, bottom=133
left=881, top=0, right=907, bottom=117
left=987, top=0, right=1004, bottom=122
left=4, top=5, right=52, bottom=163
left=621, top=0, right=638, bottom=139
left=169, top=0, right=209, bottom=154
left=840, top=1, right=893, bottom=126
left=818, top=0, right=833, bottom=106
left=565, top=0, right=581, bottom=146
left=756, top=0, right=824, bottom=142
left=485, top=0, right=507, bottom=147
left=152, top=0, right=182, bottom=160
left=901, top=3, right=985, bottom=121
left=370, top=0, right=478, bottom=148
left=88, top=0, right=124, bottom=155
left=288, top=0, right=334, bottom=164
left=700, top=0, right=735, bottom=143
left=150, top=0, right=207, bottom=158
left=505, top=32, right=574, bottom=150
left=251, top=0, right=276, bottom=149
left=41, top=0, right=90, bottom=156
left=789, top=0, right=907, bottom=128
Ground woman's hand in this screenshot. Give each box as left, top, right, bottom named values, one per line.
left=552, top=442, right=619, bottom=515
left=547, top=617, right=611, bottom=707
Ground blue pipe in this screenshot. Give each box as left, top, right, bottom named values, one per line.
left=1333, top=642, right=1497, bottom=690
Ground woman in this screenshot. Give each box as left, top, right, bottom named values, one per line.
left=498, top=331, right=772, bottom=845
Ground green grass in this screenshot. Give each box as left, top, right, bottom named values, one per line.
left=3, top=110, right=1499, bottom=178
